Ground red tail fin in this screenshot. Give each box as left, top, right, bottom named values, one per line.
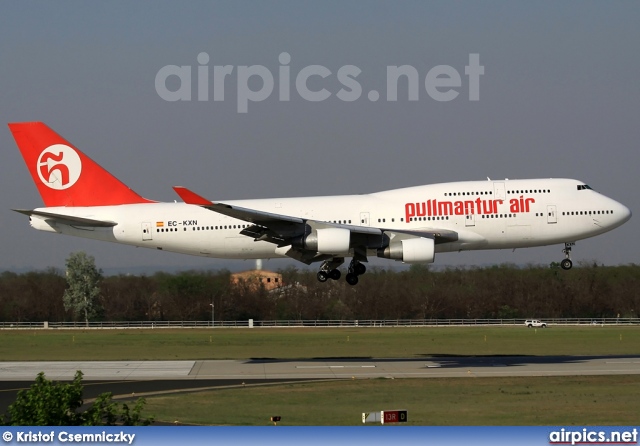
left=9, top=122, right=152, bottom=207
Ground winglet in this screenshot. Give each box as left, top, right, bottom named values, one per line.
left=173, top=186, right=212, bottom=206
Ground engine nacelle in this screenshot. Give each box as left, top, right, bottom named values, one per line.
left=296, top=227, right=351, bottom=255
left=377, top=237, right=435, bottom=263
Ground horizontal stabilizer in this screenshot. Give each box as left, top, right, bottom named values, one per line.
left=13, top=209, right=117, bottom=227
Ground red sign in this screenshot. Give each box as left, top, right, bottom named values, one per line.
left=382, top=410, right=408, bottom=423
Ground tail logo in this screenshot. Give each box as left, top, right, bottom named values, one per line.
left=36, top=144, right=82, bottom=190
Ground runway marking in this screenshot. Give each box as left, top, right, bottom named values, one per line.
left=606, top=361, right=640, bottom=364
left=295, top=365, right=376, bottom=369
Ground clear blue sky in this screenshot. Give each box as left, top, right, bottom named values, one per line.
left=1, top=1, right=638, bottom=272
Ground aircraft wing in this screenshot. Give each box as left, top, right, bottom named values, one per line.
left=173, top=187, right=304, bottom=225
left=173, top=186, right=457, bottom=263
left=13, top=209, right=118, bottom=227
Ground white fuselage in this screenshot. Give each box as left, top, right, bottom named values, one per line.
left=29, top=178, right=631, bottom=262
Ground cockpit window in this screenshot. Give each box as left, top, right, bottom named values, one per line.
left=577, top=185, right=593, bottom=191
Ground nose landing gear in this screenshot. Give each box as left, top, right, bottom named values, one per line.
left=560, top=242, right=574, bottom=270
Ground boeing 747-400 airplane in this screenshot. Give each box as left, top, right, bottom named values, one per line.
left=9, top=122, right=631, bottom=285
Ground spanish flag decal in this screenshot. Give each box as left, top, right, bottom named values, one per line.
left=156, top=222, right=164, bottom=227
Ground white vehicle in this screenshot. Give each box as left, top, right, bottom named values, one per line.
left=9, top=122, right=632, bottom=286
left=525, top=320, right=547, bottom=328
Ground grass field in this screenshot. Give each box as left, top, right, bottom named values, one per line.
left=1, top=326, right=639, bottom=360
left=145, top=375, right=640, bottom=425
left=2, top=326, right=639, bottom=425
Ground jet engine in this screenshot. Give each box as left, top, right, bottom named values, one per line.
left=293, top=227, right=351, bottom=254
left=377, top=237, right=435, bottom=263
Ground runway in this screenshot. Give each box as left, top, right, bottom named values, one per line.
left=1, top=356, right=639, bottom=413
left=1, top=355, right=640, bottom=381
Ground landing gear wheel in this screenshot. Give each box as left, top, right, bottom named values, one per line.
left=316, top=258, right=345, bottom=284
left=345, top=273, right=359, bottom=286
left=560, top=259, right=573, bottom=270
left=560, top=242, right=574, bottom=270
left=354, top=263, right=366, bottom=276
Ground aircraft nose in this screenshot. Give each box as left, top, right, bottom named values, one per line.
left=620, top=203, right=632, bottom=223
left=614, top=201, right=632, bottom=226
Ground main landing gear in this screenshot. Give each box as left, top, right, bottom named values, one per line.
left=317, top=258, right=344, bottom=283
left=560, top=242, right=574, bottom=270
left=345, top=259, right=366, bottom=286
left=316, top=258, right=366, bottom=285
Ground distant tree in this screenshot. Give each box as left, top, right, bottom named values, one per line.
left=156, top=271, right=211, bottom=320
left=63, top=252, right=103, bottom=325
left=0, top=269, right=66, bottom=322
left=2, top=371, right=153, bottom=426
left=496, top=304, right=520, bottom=319
left=3, top=263, right=640, bottom=322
